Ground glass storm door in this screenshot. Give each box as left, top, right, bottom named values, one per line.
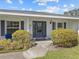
left=33, top=21, right=46, bottom=38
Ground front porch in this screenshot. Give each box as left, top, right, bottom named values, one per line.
left=0, top=15, right=78, bottom=40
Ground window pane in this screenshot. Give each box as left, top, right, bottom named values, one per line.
left=58, top=23, right=63, bottom=28
left=21, top=21, right=24, bottom=30
left=52, top=22, right=56, bottom=30
left=64, top=22, right=66, bottom=29
left=1, top=20, right=5, bottom=36
left=7, top=29, right=18, bottom=34
left=7, top=21, right=19, bottom=27
left=7, top=21, right=19, bottom=34
left=37, top=22, right=42, bottom=32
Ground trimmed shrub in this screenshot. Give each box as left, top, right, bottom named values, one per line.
left=51, top=29, right=78, bottom=47
left=12, top=30, right=30, bottom=41
left=0, top=39, right=11, bottom=50
left=12, top=30, right=31, bottom=49
left=9, top=41, right=20, bottom=50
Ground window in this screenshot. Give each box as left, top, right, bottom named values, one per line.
left=57, top=22, right=66, bottom=29
left=37, top=22, right=42, bottom=32
left=21, top=21, right=24, bottom=30
left=1, top=20, right=5, bottom=36
left=64, top=22, right=66, bottom=29
left=52, top=22, right=56, bottom=30
left=58, top=23, right=63, bottom=28
left=7, top=21, right=19, bottom=34
left=7, top=21, right=19, bottom=27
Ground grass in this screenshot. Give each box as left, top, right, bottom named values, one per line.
left=35, top=45, right=79, bottom=59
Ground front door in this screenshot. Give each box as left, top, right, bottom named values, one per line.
left=33, top=21, right=46, bottom=38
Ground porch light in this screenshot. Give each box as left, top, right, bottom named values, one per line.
left=50, top=20, right=52, bottom=24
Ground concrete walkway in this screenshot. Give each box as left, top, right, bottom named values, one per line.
left=23, top=40, right=52, bottom=59
left=0, top=40, right=52, bottom=59
left=0, top=52, right=25, bottom=59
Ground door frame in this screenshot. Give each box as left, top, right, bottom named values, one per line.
left=32, top=21, right=47, bottom=38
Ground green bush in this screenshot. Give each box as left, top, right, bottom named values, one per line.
left=12, top=30, right=30, bottom=41
left=0, top=39, right=11, bottom=50
left=9, top=41, right=20, bottom=50
left=51, top=29, right=78, bottom=47
left=0, top=30, right=33, bottom=51
left=12, top=30, right=31, bottom=49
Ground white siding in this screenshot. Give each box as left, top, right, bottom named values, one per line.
left=24, top=17, right=70, bottom=38
left=77, top=21, right=79, bottom=35
left=68, top=21, right=78, bottom=31
left=0, top=14, right=78, bottom=39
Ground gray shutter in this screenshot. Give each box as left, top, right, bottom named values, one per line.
left=1, top=20, right=5, bottom=36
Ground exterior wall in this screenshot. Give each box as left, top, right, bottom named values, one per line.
left=25, top=17, right=49, bottom=38
left=67, top=20, right=78, bottom=31
left=25, top=17, right=71, bottom=39
left=66, top=20, right=79, bottom=35
left=0, top=15, right=27, bottom=39
left=70, top=21, right=78, bottom=31
left=77, top=21, right=79, bottom=35
left=0, top=14, right=78, bottom=39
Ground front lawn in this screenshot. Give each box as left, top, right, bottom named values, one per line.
left=35, top=45, right=79, bottom=59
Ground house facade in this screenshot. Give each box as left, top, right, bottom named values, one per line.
left=0, top=9, right=79, bottom=40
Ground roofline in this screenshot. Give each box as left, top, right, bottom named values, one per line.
left=0, top=9, right=79, bottom=20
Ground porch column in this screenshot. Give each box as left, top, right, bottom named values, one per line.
left=25, top=17, right=30, bottom=32
left=0, top=21, right=1, bottom=36
left=47, top=18, right=52, bottom=38
left=56, top=22, right=58, bottom=29
left=5, top=21, right=7, bottom=34
left=27, top=19, right=30, bottom=32
left=19, top=21, right=21, bottom=30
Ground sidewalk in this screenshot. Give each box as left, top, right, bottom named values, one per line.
left=0, top=52, right=25, bottom=59
left=23, top=40, right=52, bottom=59
left=0, top=40, right=52, bottom=59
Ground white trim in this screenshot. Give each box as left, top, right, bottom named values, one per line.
left=18, top=21, right=21, bottom=30
left=56, top=22, right=57, bottom=29
left=5, top=20, right=7, bottom=34
left=5, top=21, right=20, bottom=34
left=0, top=20, right=1, bottom=36
left=0, top=12, right=79, bottom=20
